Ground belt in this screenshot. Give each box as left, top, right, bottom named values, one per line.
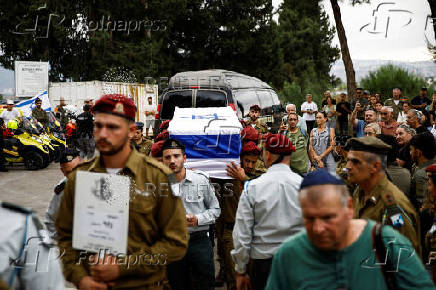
left=225, top=223, right=235, bottom=230
left=189, top=230, right=208, bottom=240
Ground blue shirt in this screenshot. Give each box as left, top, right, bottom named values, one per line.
left=356, top=119, right=365, bottom=137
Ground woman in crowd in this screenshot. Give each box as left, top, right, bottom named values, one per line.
left=309, top=111, right=336, bottom=174
left=323, top=96, right=337, bottom=130
left=363, top=123, right=381, bottom=137
left=397, top=101, right=411, bottom=123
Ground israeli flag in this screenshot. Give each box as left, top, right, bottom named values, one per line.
left=169, top=107, right=242, bottom=179
left=15, top=91, right=51, bottom=117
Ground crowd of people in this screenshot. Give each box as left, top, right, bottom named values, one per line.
left=1, top=87, right=436, bottom=289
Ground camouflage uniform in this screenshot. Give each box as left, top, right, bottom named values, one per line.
left=31, top=108, right=48, bottom=126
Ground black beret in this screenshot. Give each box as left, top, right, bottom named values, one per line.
left=300, top=169, right=344, bottom=190
left=60, top=148, right=80, bottom=164
left=162, top=138, right=185, bottom=152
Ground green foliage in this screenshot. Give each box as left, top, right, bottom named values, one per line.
left=360, top=64, right=433, bottom=101
left=277, top=80, right=326, bottom=110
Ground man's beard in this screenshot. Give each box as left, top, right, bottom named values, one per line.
left=96, top=135, right=129, bottom=156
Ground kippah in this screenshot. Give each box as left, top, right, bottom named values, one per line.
left=300, top=169, right=344, bottom=190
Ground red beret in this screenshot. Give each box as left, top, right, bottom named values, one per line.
left=91, top=94, right=136, bottom=121
left=264, top=134, right=295, bottom=155
left=151, top=140, right=165, bottom=158
left=241, top=126, right=261, bottom=143
left=155, top=130, right=169, bottom=142
left=241, top=141, right=261, bottom=156
left=159, top=120, right=170, bottom=132
left=250, top=104, right=261, bottom=111
left=426, top=164, right=436, bottom=173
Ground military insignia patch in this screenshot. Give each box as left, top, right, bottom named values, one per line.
left=114, top=102, right=125, bottom=114
left=390, top=213, right=404, bottom=228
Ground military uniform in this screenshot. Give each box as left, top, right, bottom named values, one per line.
left=55, top=104, right=68, bottom=128
left=246, top=119, right=268, bottom=134
left=135, top=137, right=153, bottom=156
left=221, top=170, right=263, bottom=290
left=384, top=98, right=405, bottom=120
left=31, top=108, right=48, bottom=126
left=411, top=158, right=436, bottom=207
left=55, top=147, right=189, bottom=289
left=353, top=175, right=421, bottom=255
left=0, top=202, right=65, bottom=289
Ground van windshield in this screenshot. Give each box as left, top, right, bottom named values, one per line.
left=195, top=90, right=227, bottom=108
left=160, top=90, right=193, bottom=119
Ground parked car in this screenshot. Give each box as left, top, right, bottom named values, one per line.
left=154, top=69, right=281, bottom=134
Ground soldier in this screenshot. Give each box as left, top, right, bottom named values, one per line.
left=55, top=94, right=189, bottom=289
left=45, top=148, right=82, bottom=239
left=410, top=132, right=436, bottom=209
left=76, top=104, right=95, bottom=160
left=132, top=122, right=153, bottom=156
left=424, top=164, right=436, bottom=282
left=31, top=98, right=48, bottom=126
left=55, top=97, right=68, bottom=128
left=345, top=136, right=421, bottom=255
left=232, top=134, right=303, bottom=290
left=245, top=104, right=268, bottom=134
left=222, top=141, right=263, bottom=290
left=0, top=202, right=65, bottom=289
left=162, top=139, right=221, bottom=290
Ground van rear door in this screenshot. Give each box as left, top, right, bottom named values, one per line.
left=160, top=90, right=193, bottom=120
left=194, top=89, right=228, bottom=108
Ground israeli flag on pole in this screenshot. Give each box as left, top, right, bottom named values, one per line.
left=15, top=91, right=51, bottom=117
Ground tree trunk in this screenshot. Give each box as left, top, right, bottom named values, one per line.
left=330, top=0, right=356, bottom=102
left=429, top=0, right=436, bottom=41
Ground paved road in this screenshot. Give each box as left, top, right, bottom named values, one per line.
left=0, top=163, right=227, bottom=289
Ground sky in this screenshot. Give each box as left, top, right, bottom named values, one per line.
left=272, top=0, right=435, bottom=61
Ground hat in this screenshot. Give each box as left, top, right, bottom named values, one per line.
left=241, top=141, right=261, bottom=156
left=135, top=122, right=144, bottom=131
left=241, top=126, right=261, bottom=143
left=344, top=137, right=391, bottom=155
left=155, top=130, right=169, bottom=142
left=91, top=94, right=136, bottom=121
left=151, top=141, right=165, bottom=158
left=264, top=134, right=295, bottom=155
left=300, top=169, right=344, bottom=190
left=159, top=120, right=170, bottom=132
left=6, top=100, right=14, bottom=105
left=249, top=104, right=261, bottom=111
left=59, top=148, right=80, bottom=164
left=426, top=164, right=436, bottom=173
left=162, top=138, right=185, bottom=152
left=35, top=97, right=42, bottom=103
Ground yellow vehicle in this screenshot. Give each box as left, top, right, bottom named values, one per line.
left=27, top=117, right=59, bottom=164
left=3, top=118, right=51, bottom=170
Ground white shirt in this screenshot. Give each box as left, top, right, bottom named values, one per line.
left=0, top=108, right=20, bottom=124
left=231, top=163, right=304, bottom=273
left=144, top=104, right=157, bottom=120
left=394, top=100, right=400, bottom=106
left=301, top=102, right=318, bottom=121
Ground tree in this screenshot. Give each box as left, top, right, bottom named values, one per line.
left=277, top=0, right=339, bottom=96
left=360, top=64, right=432, bottom=101
left=329, top=0, right=357, bottom=102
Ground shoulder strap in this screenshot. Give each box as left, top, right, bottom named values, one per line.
left=371, top=223, right=397, bottom=290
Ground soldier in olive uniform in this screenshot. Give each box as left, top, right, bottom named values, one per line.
left=31, top=98, right=48, bottom=126
left=410, top=132, right=436, bottom=209
left=246, top=104, right=268, bottom=134
left=345, top=137, right=421, bottom=255
left=424, top=164, right=436, bottom=283
left=55, top=94, right=188, bottom=290
left=55, top=97, right=68, bottom=128
left=222, top=141, right=264, bottom=290
left=133, top=122, right=153, bottom=156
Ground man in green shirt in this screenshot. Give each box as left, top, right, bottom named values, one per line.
left=280, top=112, right=309, bottom=175
left=31, top=97, right=48, bottom=126
left=266, top=170, right=434, bottom=290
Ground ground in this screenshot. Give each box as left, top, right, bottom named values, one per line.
left=0, top=162, right=226, bottom=289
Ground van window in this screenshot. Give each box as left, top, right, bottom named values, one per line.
left=195, top=90, right=227, bottom=108
left=256, top=90, right=274, bottom=108
left=160, top=90, right=193, bottom=120
left=233, top=90, right=260, bottom=117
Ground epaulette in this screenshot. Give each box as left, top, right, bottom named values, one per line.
left=380, top=192, right=396, bottom=207
left=1, top=202, right=33, bottom=214
left=144, top=155, right=173, bottom=175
